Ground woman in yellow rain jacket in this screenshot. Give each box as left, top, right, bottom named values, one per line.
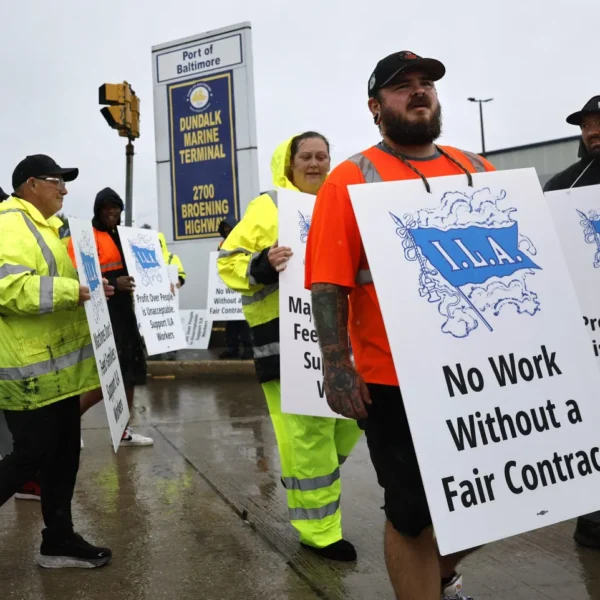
left=218, top=133, right=362, bottom=562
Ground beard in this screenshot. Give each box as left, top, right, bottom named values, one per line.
left=380, top=100, right=442, bottom=146
left=586, top=140, right=600, bottom=158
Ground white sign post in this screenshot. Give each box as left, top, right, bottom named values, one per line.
left=279, top=189, right=340, bottom=418
left=349, top=169, right=600, bottom=555
left=180, top=309, right=213, bottom=350
left=69, top=219, right=129, bottom=452
left=546, top=185, right=600, bottom=362
left=152, top=23, right=259, bottom=313
left=206, top=251, right=244, bottom=320
left=118, top=226, right=187, bottom=356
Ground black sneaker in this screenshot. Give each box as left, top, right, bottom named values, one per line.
left=574, top=515, right=600, bottom=549
left=301, top=539, right=357, bottom=562
left=37, top=533, right=112, bottom=569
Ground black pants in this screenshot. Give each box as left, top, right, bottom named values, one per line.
left=0, top=396, right=80, bottom=540
left=225, top=320, right=252, bottom=352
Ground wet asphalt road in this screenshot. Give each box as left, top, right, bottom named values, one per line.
left=0, top=376, right=599, bottom=599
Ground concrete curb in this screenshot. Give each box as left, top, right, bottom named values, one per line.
left=147, top=360, right=256, bottom=378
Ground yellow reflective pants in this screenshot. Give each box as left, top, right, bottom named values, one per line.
left=262, top=380, right=363, bottom=548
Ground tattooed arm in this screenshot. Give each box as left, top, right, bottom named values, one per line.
left=311, top=283, right=371, bottom=419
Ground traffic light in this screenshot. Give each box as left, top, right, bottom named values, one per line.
left=99, top=81, right=139, bottom=139
left=120, top=93, right=140, bottom=139
left=130, top=94, right=140, bottom=139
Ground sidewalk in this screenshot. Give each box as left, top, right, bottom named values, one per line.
left=147, top=348, right=255, bottom=377
left=3, top=377, right=599, bottom=599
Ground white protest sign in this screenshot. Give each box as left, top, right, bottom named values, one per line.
left=546, top=185, right=600, bottom=361
left=349, top=168, right=600, bottom=555
left=278, top=189, right=340, bottom=418
left=180, top=309, right=213, bottom=349
left=206, top=251, right=244, bottom=320
left=69, top=219, right=129, bottom=452
left=118, top=226, right=187, bottom=356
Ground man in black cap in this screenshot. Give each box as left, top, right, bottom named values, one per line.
left=544, top=99, right=600, bottom=550
left=544, top=96, right=600, bottom=191
left=307, top=51, right=494, bottom=599
left=0, top=154, right=113, bottom=568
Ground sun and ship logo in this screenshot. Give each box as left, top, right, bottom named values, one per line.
left=392, top=187, right=542, bottom=338
left=187, top=82, right=212, bottom=112
left=129, top=235, right=162, bottom=287
left=577, top=209, right=600, bottom=268
left=77, top=231, right=104, bottom=324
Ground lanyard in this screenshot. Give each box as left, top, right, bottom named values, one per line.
left=380, top=141, right=474, bottom=193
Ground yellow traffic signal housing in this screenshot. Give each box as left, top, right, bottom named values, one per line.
left=101, top=105, right=126, bottom=130
left=130, top=94, right=140, bottom=139
left=99, top=82, right=137, bottom=136
left=99, top=83, right=130, bottom=106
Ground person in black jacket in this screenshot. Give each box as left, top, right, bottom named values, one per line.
left=544, top=97, right=600, bottom=550
left=544, top=96, right=600, bottom=192
left=217, top=218, right=253, bottom=360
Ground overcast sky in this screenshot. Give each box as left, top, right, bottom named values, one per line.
left=1, top=0, right=596, bottom=227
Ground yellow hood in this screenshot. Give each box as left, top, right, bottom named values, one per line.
left=270, top=137, right=299, bottom=191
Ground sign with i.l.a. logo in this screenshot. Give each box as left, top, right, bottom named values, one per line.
left=69, top=219, right=129, bottom=452
left=118, top=226, right=187, bottom=356
left=349, top=168, right=600, bottom=556
left=546, top=184, right=600, bottom=364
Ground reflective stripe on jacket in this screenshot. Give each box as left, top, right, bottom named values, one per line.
left=348, top=145, right=489, bottom=286
left=217, top=137, right=297, bottom=383
left=0, top=197, right=99, bottom=410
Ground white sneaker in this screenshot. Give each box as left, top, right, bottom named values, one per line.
left=442, top=573, right=473, bottom=600
left=120, top=428, right=154, bottom=447
left=80, top=437, right=84, bottom=449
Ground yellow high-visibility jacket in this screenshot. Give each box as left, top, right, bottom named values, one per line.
left=158, top=232, right=186, bottom=284
left=217, top=137, right=298, bottom=382
left=0, top=197, right=99, bottom=410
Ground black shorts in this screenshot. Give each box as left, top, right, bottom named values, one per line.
left=359, top=384, right=432, bottom=537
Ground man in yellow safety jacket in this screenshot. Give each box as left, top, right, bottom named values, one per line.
left=0, top=154, right=112, bottom=569
left=157, top=231, right=186, bottom=287
left=218, top=133, right=362, bottom=562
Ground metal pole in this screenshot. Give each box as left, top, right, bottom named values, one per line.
left=125, top=140, right=134, bottom=226
left=468, top=97, right=493, bottom=157
left=479, top=101, right=486, bottom=156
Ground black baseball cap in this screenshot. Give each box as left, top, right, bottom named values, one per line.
left=12, top=154, right=79, bottom=191
left=567, top=96, right=600, bottom=126
left=368, top=51, right=446, bottom=98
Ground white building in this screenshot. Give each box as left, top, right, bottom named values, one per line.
left=485, top=135, right=581, bottom=188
